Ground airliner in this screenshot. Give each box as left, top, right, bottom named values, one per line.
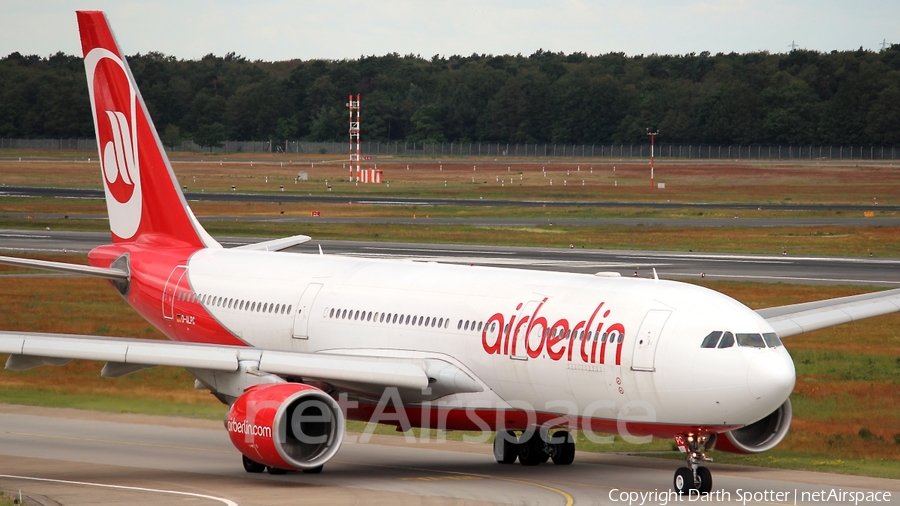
left=2, top=11, right=899, bottom=495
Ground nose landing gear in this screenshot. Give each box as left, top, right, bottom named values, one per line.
left=673, top=433, right=713, bottom=495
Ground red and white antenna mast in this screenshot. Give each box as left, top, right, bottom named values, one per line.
left=647, top=129, right=658, bottom=188
left=348, top=94, right=360, bottom=181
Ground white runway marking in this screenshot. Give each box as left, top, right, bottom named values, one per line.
left=0, top=474, right=239, bottom=506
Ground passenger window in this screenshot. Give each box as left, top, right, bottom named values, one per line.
left=601, top=333, right=608, bottom=343
left=432, top=318, right=437, bottom=328
left=718, top=332, right=735, bottom=348
left=367, top=312, right=372, bottom=322
left=438, top=318, right=443, bottom=327
left=477, top=321, right=483, bottom=331
left=380, top=313, right=385, bottom=323
left=393, top=314, right=398, bottom=324
left=287, top=305, right=292, bottom=314
left=341, top=309, right=346, bottom=319
left=273, top=304, right=279, bottom=313
left=490, top=322, right=496, bottom=332
left=762, top=332, right=782, bottom=348
left=425, top=317, right=431, bottom=326
left=617, top=334, right=624, bottom=344
left=701, top=331, right=723, bottom=348
left=445, top=319, right=449, bottom=328
left=405, top=315, right=411, bottom=324
left=330, top=308, right=335, bottom=318
left=736, top=333, right=766, bottom=348
left=464, top=321, right=469, bottom=330
left=504, top=324, right=509, bottom=333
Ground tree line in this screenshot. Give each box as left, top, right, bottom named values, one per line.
left=2, top=46, right=900, bottom=147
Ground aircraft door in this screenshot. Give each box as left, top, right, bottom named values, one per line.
left=631, top=310, right=671, bottom=372
left=292, top=283, right=323, bottom=339
left=162, top=265, right=187, bottom=320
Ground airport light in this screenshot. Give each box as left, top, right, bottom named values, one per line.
left=647, top=129, right=659, bottom=188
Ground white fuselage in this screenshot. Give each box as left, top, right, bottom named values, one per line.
left=184, top=248, right=795, bottom=429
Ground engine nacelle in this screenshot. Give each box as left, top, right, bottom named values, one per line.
left=714, top=398, right=792, bottom=454
left=226, top=383, right=345, bottom=470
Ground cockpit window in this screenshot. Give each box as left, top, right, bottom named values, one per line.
left=701, top=331, right=723, bottom=348
left=717, top=332, right=735, bottom=348
left=762, top=332, right=782, bottom=348
left=736, top=333, right=766, bottom=348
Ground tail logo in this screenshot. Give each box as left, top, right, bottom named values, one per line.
left=84, top=48, right=143, bottom=240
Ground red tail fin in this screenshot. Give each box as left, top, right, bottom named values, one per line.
left=77, top=11, right=219, bottom=249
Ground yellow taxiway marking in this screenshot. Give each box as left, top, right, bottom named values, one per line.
left=3, top=430, right=234, bottom=454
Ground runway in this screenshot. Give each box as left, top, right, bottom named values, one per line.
left=2, top=228, right=898, bottom=286
left=2, top=185, right=898, bottom=211
left=1, top=405, right=897, bottom=506
left=5, top=212, right=900, bottom=228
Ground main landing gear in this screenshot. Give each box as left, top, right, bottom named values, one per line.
left=673, top=434, right=713, bottom=495
left=493, top=429, right=576, bottom=466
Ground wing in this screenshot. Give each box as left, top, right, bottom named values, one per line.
left=756, top=288, right=900, bottom=338
left=0, top=331, right=482, bottom=396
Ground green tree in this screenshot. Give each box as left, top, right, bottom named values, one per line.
left=194, top=122, right=226, bottom=150
left=162, top=124, right=181, bottom=150
left=408, top=104, right=444, bottom=142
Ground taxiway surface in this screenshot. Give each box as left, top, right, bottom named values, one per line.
left=1, top=405, right=897, bottom=506
left=2, top=185, right=898, bottom=211
left=2, top=229, right=898, bottom=286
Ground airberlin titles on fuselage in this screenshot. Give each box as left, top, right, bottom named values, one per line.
left=482, top=299, right=627, bottom=365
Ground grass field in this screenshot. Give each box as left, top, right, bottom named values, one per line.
left=2, top=157, right=898, bottom=258
left=2, top=156, right=900, bottom=205
left=0, top=268, right=897, bottom=478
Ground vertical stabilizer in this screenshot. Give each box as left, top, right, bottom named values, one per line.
left=77, top=11, right=220, bottom=249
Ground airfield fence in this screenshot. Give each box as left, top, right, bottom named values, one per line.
left=3, top=138, right=900, bottom=161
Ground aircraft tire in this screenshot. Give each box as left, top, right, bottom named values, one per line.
left=673, top=467, right=694, bottom=495
left=493, top=430, right=519, bottom=464
left=242, top=455, right=266, bottom=473
left=550, top=431, right=575, bottom=465
left=518, top=431, right=545, bottom=466
left=696, top=466, right=712, bottom=494
left=266, top=466, right=288, bottom=475
left=302, top=465, right=324, bottom=474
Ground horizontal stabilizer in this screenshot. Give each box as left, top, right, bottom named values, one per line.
left=233, top=234, right=312, bottom=252
left=0, top=255, right=128, bottom=280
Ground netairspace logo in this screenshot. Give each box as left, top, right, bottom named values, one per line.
left=226, top=418, right=272, bottom=438
left=608, top=488, right=893, bottom=505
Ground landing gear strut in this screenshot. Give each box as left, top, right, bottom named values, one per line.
left=673, top=434, right=713, bottom=495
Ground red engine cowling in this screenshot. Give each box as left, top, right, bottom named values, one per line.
left=226, top=383, right=345, bottom=470
left=713, top=399, right=792, bottom=454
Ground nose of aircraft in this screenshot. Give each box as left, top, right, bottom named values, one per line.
left=747, top=350, right=795, bottom=401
